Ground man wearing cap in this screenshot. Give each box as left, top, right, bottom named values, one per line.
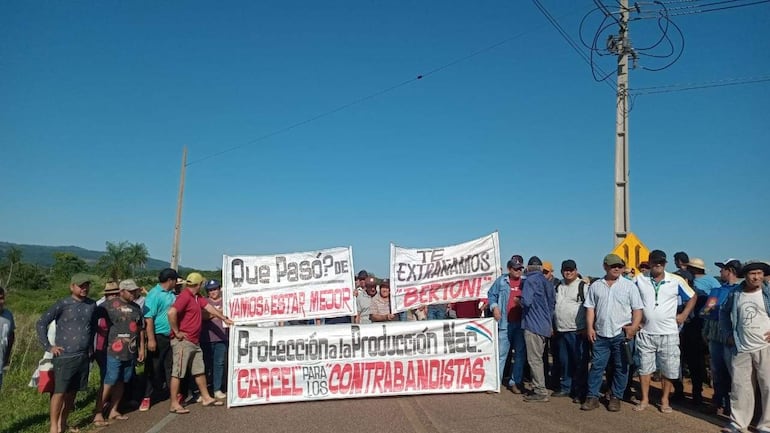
left=99, top=279, right=145, bottom=421
left=552, top=259, right=589, bottom=401
left=680, top=257, right=722, bottom=406
left=701, top=259, right=741, bottom=416
left=140, top=268, right=180, bottom=411
left=36, top=273, right=97, bottom=433
left=167, top=273, right=234, bottom=413
left=487, top=255, right=527, bottom=392
left=355, top=276, right=377, bottom=324
left=581, top=254, right=643, bottom=412
left=201, top=279, right=228, bottom=399
left=521, top=256, right=556, bottom=402
left=354, top=270, right=369, bottom=297
left=634, top=250, right=697, bottom=413
left=719, top=261, right=770, bottom=433
left=92, top=281, right=120, bottom=426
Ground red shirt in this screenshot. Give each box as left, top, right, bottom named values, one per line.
left=171, top=288, right=209, bottom=345
left=454, top=300, right=481, bottom=319
left=506, top=277, right=523, bottom=322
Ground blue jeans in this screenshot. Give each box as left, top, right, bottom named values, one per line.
left=427, top=305, right=446, bottom=320
left=709, top=340, right=731, bottom=411
left=556, top=331, right=589, bottom=396
left=203, top=341, right=228, bottom=393
left=587, top=334, right=630, bottom=399
left=497, top=322, right=526, bottom=386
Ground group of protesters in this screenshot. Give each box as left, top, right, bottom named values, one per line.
left=14, top=248, right=770, bottom=433
left=33, top=269, right=232, bottom=433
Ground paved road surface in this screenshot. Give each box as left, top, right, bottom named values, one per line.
left=99, top=390, right=725, bottom=433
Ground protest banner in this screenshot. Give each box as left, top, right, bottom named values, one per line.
left=223, top=247, right=356, bottom=324
left=228, top=318, right=498, bottom=406
left=389, top=232, right=501, bottom=312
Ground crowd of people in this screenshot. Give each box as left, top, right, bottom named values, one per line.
left=2, top=249, right=768, bottom=433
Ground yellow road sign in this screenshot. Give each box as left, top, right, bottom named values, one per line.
left=611, top=232, right=650, bottom=273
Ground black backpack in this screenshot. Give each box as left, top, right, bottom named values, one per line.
left=554, top=280, right=586, bottom=304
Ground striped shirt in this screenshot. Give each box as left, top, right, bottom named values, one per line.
left=584, top=277, right=643, bottom=338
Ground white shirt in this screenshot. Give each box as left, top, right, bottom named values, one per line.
left=733, top=289, right=770, bottom=353
left=636, top=272, right=695, bottom=335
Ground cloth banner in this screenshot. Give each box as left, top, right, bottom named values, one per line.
left=228, top=318, right=499, bottom=406
left=223, top=247, right=356, bottom=324
left=390, top=232, right=501, bottom=313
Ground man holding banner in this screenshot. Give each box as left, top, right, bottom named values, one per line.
left=488, top=255, right=527, bottom=393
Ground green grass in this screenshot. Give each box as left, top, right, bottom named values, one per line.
left=1, top=286, right=102, bottom=433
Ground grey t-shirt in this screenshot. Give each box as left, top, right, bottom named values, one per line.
left=356, top=293, right=374, bottom=324
left=36, top=297, right=96, bottom=356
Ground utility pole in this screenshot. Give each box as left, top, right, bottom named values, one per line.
left=170, top=146, right=187, bottom=270
left=612, top=0, right=631, bottom=245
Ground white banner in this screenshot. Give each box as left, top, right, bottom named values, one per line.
left=389, top=232, right=501, bottom=313
left=222, top=247, right=356, bottom=324
left=228, top=318, right=499, bottom=406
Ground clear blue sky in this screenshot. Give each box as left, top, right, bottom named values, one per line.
left=2, top=1, right=768, bottom=278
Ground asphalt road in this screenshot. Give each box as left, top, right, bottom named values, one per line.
left=98, top=390, right=725, bottom=433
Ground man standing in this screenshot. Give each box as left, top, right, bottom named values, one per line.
left=0, top=286, right=15, bottom=392
left=634, top=250, right=697, bottom=413
left=581, top=254, right=643, bottom=412
left=521, top=256, right=556, bottom=402
left=36, top=273, right=97, bottom=433
left=719, top=261, right=770, bottom=433
left=487, top=255, right=527, bottom=392
left=168, top=273, right=233, bottom=414
left=100, top=279, right=145, bottom=421
left=552, top=260, right=589, bottom=401
left=355, top=276, right=377, bottom=324
left=701, top=258, right=741, bottom=416
left=140, top=268, right=179, bottom=411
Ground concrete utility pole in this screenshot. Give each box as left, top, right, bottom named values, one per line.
left=612, top=0, right=631, bottom=245
left=170, top=146, right=187, bottom=270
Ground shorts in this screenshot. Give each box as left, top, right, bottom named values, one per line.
left=104, top=356, right=135, bottom=385
left=171, top=339, right=204, bottom=379
left=53, top=353, right=90, bottom=393
left=636, top=332, right=681, bottom=379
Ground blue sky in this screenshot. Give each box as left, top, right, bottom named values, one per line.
left=1, top=1, right=768, bottom=278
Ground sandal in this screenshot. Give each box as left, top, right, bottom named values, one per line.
left=660, top=405, right=673, bottom=414
left=633, top=402, right=649, bottom=411
left=201, top=399, right=224, bottom=407
left=92, top=419, right=111, bottom=427
left=169, top=407, right=190, bottom=414
left=719, top=424, right=742, bottom=433
left=109, top=414, right=129, bottom=421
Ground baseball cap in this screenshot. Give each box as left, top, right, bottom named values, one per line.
left=119, top=279, right=140, bottom=291
left=159, top=268, right=180, bottom=283
left=185, top=272, right=205, bottom=286
left=508, top=255, right=525, bottom=270
left=561, top=259, right=577, bottom=271
left=649, top=250, right=667, bottom=264
left=603, top=254, right=625, bottom=266
left=364, top=276, right=377, bottom=287
left=71, top=273, right=95, bottom=286
left=715, top=258, right=741, bottom=273
left=543, top=261, right=554, bottom=273
left=527, top=256, right=543, bottom=266
left=205, top=279, right=222, bottom=290
left=380, top=279, right=390, bottom=288
left=357, top=270, right=368, bottom=279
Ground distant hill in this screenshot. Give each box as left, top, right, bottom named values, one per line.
left=0, top=241, right=177, bottom=270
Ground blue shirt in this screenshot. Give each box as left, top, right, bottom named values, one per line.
left=521, top=271, right=555, bottom=337
left=143, top=284, right=176, bottom=336
left=701, top=282, right=740, bottom=321
left=36, top=297, right=96, bottom=356
left=694, top=275, right=722, bottom=297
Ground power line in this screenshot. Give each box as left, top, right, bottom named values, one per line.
left=637, top=0, right=770, bottom=16
left=630, top=74, right=770, bottom=94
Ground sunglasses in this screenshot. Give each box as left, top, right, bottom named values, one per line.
left=609, top=264, right=625, bottom=269
left=543, top=270, right=551, bottom=275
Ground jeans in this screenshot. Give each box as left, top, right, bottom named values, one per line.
left=556, top=331, right=589, bottom=396
left=709, top=340, right=731, bottom=411
left=498, top=322, right=526, bottom=386
left=203, top=341, right=228, bottom=393
left=587, top=334, right=630, bottom=399
left=427, top=305, right=446, bottom=320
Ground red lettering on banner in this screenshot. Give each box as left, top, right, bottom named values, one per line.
left=309, top=287, right=352, bottom=312
left=235, top=366, right=303, bottom=400
left=402, top=278, right=483, bottom=308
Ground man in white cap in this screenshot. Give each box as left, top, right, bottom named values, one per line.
left=719, top=261, right=770, bottom=433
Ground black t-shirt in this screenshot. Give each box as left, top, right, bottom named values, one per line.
left=104, top=298, right=144, bottom=361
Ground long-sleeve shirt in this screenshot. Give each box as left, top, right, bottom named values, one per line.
left=36, top=297, right=96, bottom=357
left=521, top=271, right=556, bottom=337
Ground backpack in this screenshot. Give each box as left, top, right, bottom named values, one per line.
left=554, top=280, right=586, bottom=304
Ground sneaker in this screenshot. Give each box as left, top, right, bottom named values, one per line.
left=608, top=396, right=621, bottom=412
left=581, top=397, right=600, bottom=411
left=523, top=393, right=550, bottom=403
left=214, top=391, right=227, bottom=399
left=139, top=398, right=151, bottom=412
left=195, top=395, right=202, bottom=403
left=508, top=384, right=523, bottom=395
